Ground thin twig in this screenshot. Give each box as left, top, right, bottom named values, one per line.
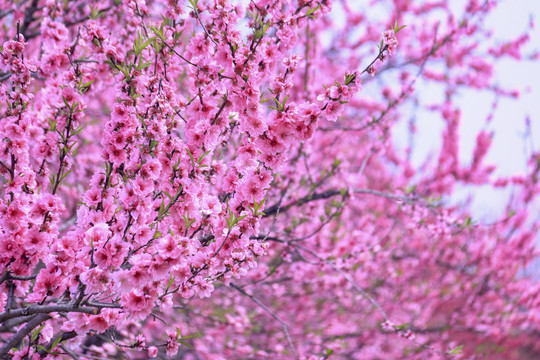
left=193, top=10, right=218, bottom=46
left=230, top=283, right=299, bottom=359
left=294, top=243, right=390, bottom=322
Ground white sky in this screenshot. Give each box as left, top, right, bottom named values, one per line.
left=393, top=1, right=540, bottom=221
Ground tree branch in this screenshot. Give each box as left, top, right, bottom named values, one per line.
left=0, top=304, right=100, bottom=323
left=295, top=243, right=390, bottom=322
left=230, top=283, right=299, bottom=360
left=0, top=314, right=50, bottom=358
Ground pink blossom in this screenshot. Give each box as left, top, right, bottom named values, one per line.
left=383, top=30, right=398, bottom=56
left=148, top=346, right=158, bottom=357
left=0, top=1, right=538, bottom=359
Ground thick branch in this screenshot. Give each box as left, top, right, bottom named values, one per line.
left=0, top=272, right=37, bottom=286
left=0, top=304, right=100, bottom=323
left=0, top=314, right=50, bottom=358
left=264, top=187, right=423, bottom=218
left=263, top=189, right=342, bottom=217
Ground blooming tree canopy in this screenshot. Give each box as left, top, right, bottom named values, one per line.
left=0, top=0, right=539, bottom=359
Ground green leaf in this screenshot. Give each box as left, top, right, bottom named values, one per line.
left=31, top=324, right=46, bottom=342
left=137, top=59, right=153, bottom=70
left=59, top=169, right=72, bottom=184
left=49, top=174, right=56, bottom=189
left=72, top=125, right=85, bottom=136
left=448, top=345, right=464, bottom=355
left=49, top=335, right=63, bottom=352
left=182, top=213, right=195, bottom=229
left=166, top=274, right=175, bottom=291
left=48, top=118, right=57, bottom=131
left=158, top=199, right=166, bottom=216
left=188, top=0, right=199, bottom=10
left=104, top=59, right=117, bottom=71
left=226, top=207, right=246, bottom=230
left=344, top=72, right=357, bottom=85
left=133, top=31, right=154, bottom=56
left=404, top=184, right=416, bottom=194
left=149, top=23, right=165, bottom=40
left=197, top=150, right=211, bottom=165
left=89, top=6, right=100, bottom=19
left=179, top=340, right=194, bottom=349
left=250, top=197, right=267, bottom=216
left=325, top=348, right=334, bottom=356
left=186, top=148, right=195, bottom=169
left=272, top=97, right=282, bottom=110
left=78, top=80, right=94, bottom=93
left=163, top=191, right=173, bottom=200
left=395, top=322, right=408, bottom=330
left=152, top=38, right=164, bottom=53
left=306, top=4, right=321, bottom=19
left=393, top=20, right=407, bottom=33
left=282, top=94, right=289, bottom=106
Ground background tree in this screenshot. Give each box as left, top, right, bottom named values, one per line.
left=0, top=0, right=538, bottom=359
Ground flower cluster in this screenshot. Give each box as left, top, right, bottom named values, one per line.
left=0, top=0, right=538, bottom=359
left=383, top=30, right=398, bottom=56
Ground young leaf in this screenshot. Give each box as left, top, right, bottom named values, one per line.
left=448, top=345, right=464, bottom=355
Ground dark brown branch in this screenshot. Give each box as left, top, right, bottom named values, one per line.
left=263, top=189, right=342, bottom=217
left=0, top=271, right=37, bottom=286
left=19, top=0, right=40, bottom=39
left=0, top=314, right=34, bottom=333
left=0, top=71, right=11, bottom=82
left=0, top=304, right=100, bottom=323
left=0, top=314, right=49, bottom=358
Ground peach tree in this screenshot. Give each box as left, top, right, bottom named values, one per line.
left=0, top=0, right=538, bottom=359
